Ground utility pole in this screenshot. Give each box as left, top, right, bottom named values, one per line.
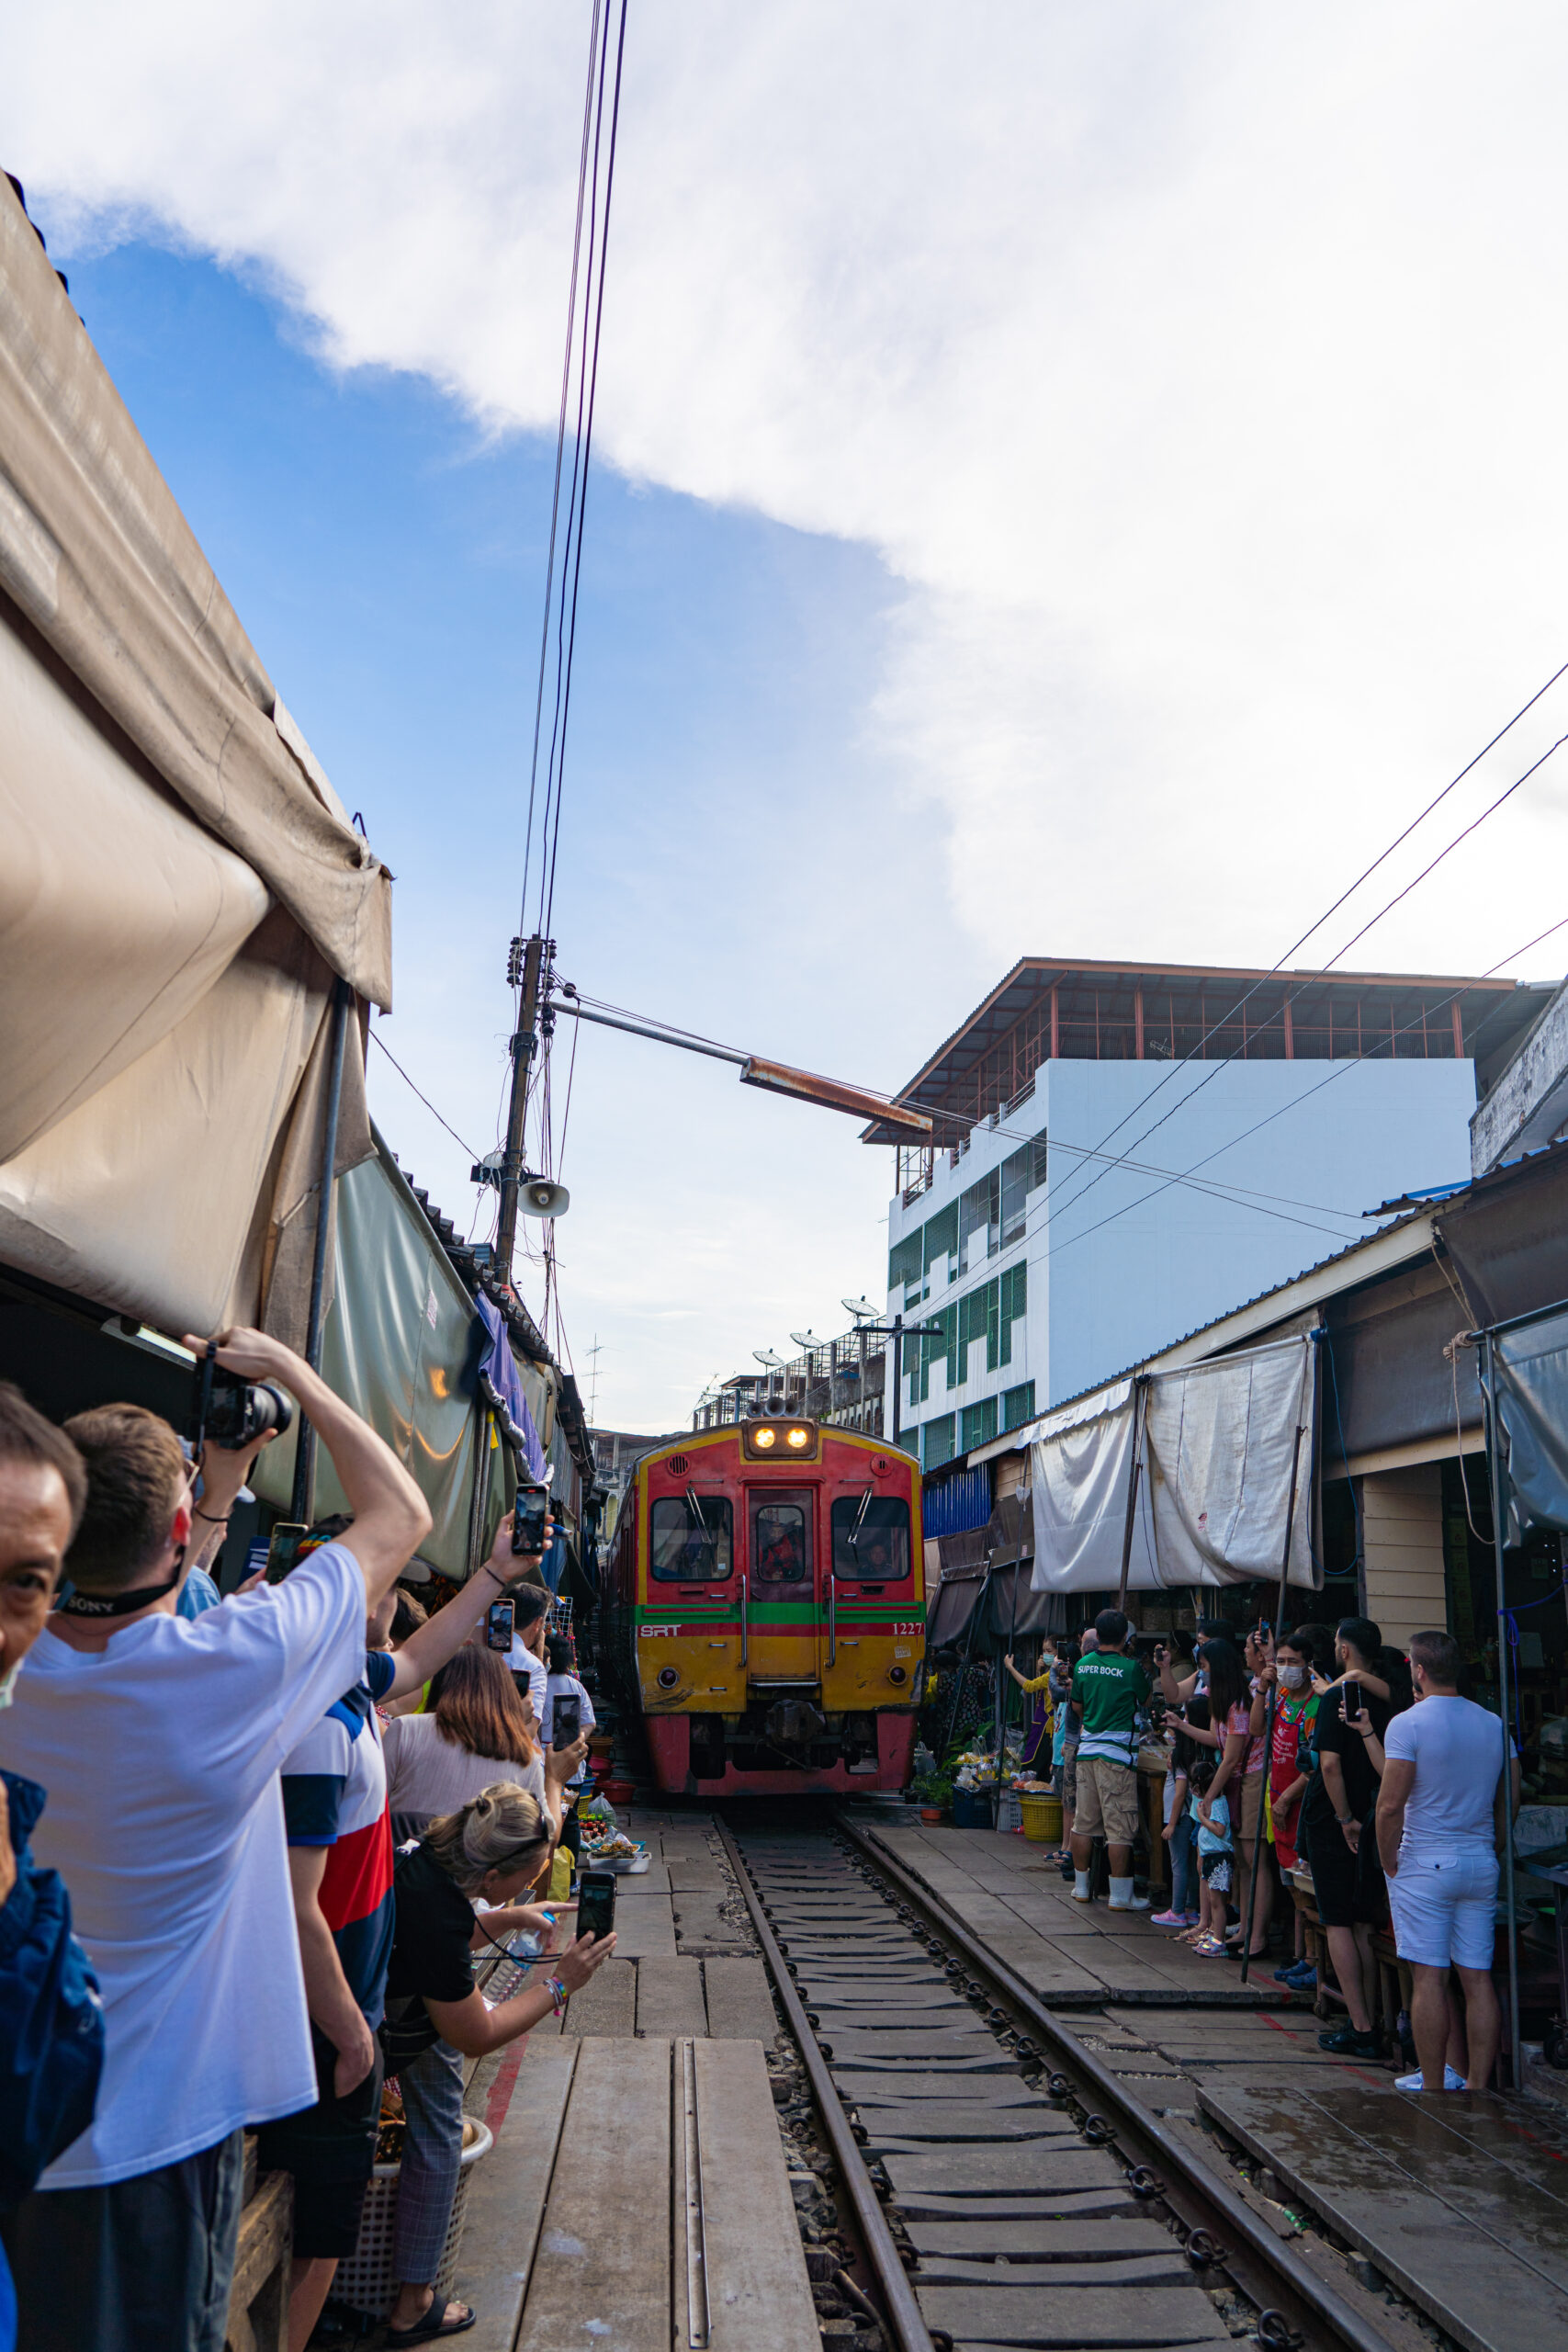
left=495, top=933, right=546, bottom=1288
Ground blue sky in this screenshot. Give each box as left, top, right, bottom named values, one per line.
left=47, top=232, right=955, bottom=1424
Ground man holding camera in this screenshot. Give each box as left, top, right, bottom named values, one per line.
left=0, top=1328, right=431, bottom=2352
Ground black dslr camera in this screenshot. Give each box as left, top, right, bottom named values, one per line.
left=190, top=1340, right=295, bottom=1454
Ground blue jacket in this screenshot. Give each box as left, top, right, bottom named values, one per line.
left=0, top=1770, right=103, bottom=2211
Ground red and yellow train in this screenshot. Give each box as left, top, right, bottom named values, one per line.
left=604, top=1417, right=924, bottom=1795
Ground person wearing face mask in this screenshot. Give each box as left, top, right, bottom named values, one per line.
left=0, top=1388, right=105, bottom=2352
left=1266, top=1632, right=1321, bottom=1988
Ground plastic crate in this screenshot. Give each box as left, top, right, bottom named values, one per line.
left=333, top=2115, right=493, bottom=2323
left=952, top=1787, right=995, bottom=1828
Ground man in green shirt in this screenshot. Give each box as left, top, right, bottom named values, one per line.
left=1070, top=1607, right=1152, bottom=1910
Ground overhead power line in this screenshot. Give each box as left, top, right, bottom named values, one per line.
left=1037, top=910, right=1568, bottom=1267
left=1042, top=681, right=1568, bottom=1233
left=518, top=0, right=606, bottom=936
left=369, top=1029, right=480, bottom=1159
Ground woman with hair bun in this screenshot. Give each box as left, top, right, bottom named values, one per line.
left=378, top=1784, right=614, bottom=2344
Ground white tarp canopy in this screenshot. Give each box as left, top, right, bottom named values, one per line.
left=1031, top=1336, right=1318, bottom=1593
left=0, top=179, right=392, bottom=1346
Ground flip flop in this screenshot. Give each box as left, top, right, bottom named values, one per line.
left=387, top=2300, right=477, bottom=2346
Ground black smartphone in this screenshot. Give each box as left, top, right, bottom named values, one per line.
left=513, top=1482, right=549, bottom=1554
left=553, top=1694, right=582, bottom=1750
left=486, top=1598, right=515, bottom=1652
left=265, top=1523, right=310, bottom=1583
left=577, top=1870, right=616, bottom=1944
left=1343, top=1678, right=1360, bottom=1721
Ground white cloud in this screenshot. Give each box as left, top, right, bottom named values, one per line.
left=13, top=2, right=1568, bottom=964
left=9, top=0, right=1568, bottom=1419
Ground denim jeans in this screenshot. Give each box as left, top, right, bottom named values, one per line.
left=1168, top=1811, right=1197, bottom=1915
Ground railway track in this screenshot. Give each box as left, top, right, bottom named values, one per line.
left=716, top=1813, right=1404, bottom=2352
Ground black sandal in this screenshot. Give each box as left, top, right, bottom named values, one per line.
left=386, top=2299, right=477, bottom=2345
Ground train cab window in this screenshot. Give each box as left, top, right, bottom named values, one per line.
left=831, top=1494, right=911, bottom=1580
left=752, top=1498, right=811, bottom=1583
left=650, top=1496, right=734, bottom=1581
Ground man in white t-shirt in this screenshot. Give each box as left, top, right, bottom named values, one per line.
left=509, top=1583, right=550, bottom=1721
left=0, top=1328, right=430, bottom=2352
left=1376, top=1628, right=1519, bottom=2095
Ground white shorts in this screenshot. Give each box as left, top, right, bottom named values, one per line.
left=1386, top=1843, right=1499, bottom=1971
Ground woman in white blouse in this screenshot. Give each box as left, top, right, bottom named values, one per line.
left=382, top=1646, right=583, bottom=1849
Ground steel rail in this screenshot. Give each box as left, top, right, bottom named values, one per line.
left=836, top=1812, right=1402, bottom=2352
left=712, top=1817, right=935, bottom=2352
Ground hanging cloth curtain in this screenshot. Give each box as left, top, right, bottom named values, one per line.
left=1491, top=1306, right=1568, bottom=1536
left=1031, top=1336, right=1317, bottom=1591
left=1028, top=1379, right=1156, bottom=1592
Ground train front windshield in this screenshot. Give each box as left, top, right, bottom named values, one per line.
left=650, top=1495, right=734, bottom=1578
left=830, top=1495, right=911, bottom=1579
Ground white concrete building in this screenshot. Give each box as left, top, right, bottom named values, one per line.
left=870, top=958, right=1549, bottom=1471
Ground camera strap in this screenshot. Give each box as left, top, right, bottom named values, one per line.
left=59, top=1570, right=185, bottom=1619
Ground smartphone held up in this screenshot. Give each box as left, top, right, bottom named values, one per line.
left=576, top=1870, right=615, bottom=1946
left=513, top=1481, right=549, bottom=1555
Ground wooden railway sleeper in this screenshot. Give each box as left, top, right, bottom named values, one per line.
left=833, top=1809, right=1404, bottom=2352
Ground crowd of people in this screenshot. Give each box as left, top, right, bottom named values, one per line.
left=1012, top=1602, right=1519, bottom=2091
left=0, top=1329, right=616, bottom=2352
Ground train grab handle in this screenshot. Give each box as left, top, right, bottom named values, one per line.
left=740, top=1573, right=749, bottom=1668
left=829, top=1573, right=837, bottom=1668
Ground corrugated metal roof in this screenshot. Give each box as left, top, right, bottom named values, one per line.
left=862, top=955, right=1543, bottom=1146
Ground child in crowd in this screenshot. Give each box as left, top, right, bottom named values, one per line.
left=1190, top=1751, right=1235, bottom=1954
left=1152, top=1716, right=1201, bottom=1929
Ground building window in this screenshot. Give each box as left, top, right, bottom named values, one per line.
left=1002, top=1381, right=1036, bottom=1430
left=1000, top=1147, right=1029, bottom=1246
left=888, top=1230, right=921, bottom=1301
left=958, top=1168, right=999, bottom=1272
left=922, top=1202, right=958, bottom=1293
left=998, top=1262, right=1027, bottom=1367
left=961, top=1397, right=998, bottom=1453
left=957, top=1280, right=997, bottom=1387
left=1029, top=1129, right=1048, bottom=1192
left=922, top=1415, right=956, bottom=1471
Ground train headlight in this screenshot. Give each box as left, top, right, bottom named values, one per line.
left=785, top=1427, right=810, bottom=1450
left=887, top=1665, right=908, bottom=1685
left=658, top=1667, right=680, bottom=1690
left=752, top=1427, right=776, bottom=1449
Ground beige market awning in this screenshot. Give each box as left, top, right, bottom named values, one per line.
left=0, top=178, right=389, bottom=1344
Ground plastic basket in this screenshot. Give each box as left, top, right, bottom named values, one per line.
left=333, top=2115, right=493, bottom=2323
left=1020, top=1791, right=1063, bottom=1846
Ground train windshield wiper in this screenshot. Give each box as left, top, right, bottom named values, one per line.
left=686, top=1484, right=723, bottom=1577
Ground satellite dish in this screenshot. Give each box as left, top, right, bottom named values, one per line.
left=789, top=1330, right=818, bottom=1350
left=520, top=1177, right=570, bottom=1218
left=841, top=1295, right=876, bottom=1321
left=753, top=1350, right=786, bottom=1370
